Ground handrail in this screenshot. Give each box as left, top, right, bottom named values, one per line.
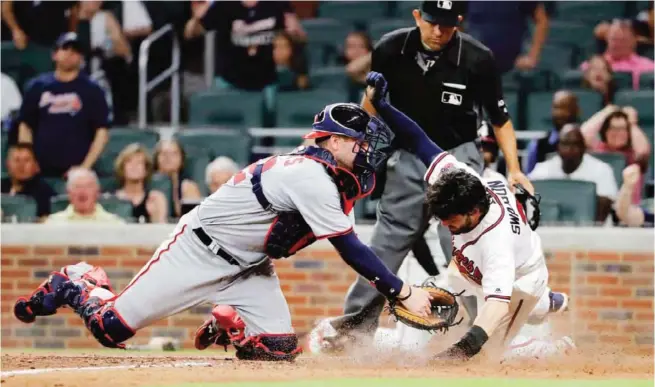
left=138, top=24, right=180, bottom=129
left=204, top=31, right=216, bottom=88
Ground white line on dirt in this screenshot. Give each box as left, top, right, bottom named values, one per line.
left=1, top=361, right=213, bottom=377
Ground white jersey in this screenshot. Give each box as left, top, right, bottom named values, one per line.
left=193, top=154, right=353, bottom=264
left=425, top=153, right=546, bottom=302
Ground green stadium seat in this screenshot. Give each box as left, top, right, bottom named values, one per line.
left=535, top=45, right=574, bottom=72
left=532, top=179, right=597, bottom=224
left=615, top=90, right=654, bottom=125
left=544, top=21, right=594, bottom=50
left=310, top=66, right=349, bottom=92
left=503, top=92, right=519, bottom=125
left=182, top=148, right=211, bottom=197
left=149, top=173, right=174, bottom=216
left=591, top=152, right=626, bottom=188
left=43, top=177, right=67, bottom=195
left=1, top=43, right=54, bottom=90
left=392, top=1, right=421, bottom=18
left=319, top=2, right=387, bottom=24
left=555, top=2, right=627, bottom=23
left=275, top=89, right=348, bottom=128
left=174, top=128, right=250, bottom=166
left=368, top=19, right=411, bottom=41
left=558, top=69, right=584, bottom=89
left=188, top=90, right=264, bottom=129
left=639, top=71, right=654, bottom=89
left=527, top=91, right=602, bottom=131
left=95, top=128, right=160, bottom=177
left=537, top=199, right=560, bottom=225
left=1, top=131, right=8, bottom=169
left=301, top=18, right=350, bottom=46
left=612, top=72, right=636, bottom=90
left=1, top=194, right=37, bottom=222
left=99, top=177, right=119, bottom=193
left=50, top=195, right=70, bottom=213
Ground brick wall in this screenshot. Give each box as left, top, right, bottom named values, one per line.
left=1, top=245, right=653, bottom=351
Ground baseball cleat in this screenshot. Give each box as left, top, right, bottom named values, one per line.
left=548, top=291, right=569, bottom=314
left=194, top=305, right=245, bottom=351
left=307, top=318, right=357, bottom=355
left=555, top=336, right=576, bottom=355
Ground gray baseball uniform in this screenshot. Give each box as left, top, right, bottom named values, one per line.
left=95, top=154, right=353, bottom=337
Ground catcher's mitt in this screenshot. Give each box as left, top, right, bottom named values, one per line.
left=388, top=278, right=464, bottom=333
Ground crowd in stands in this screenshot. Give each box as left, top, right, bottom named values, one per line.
left=1, top=1, right=653, bottom=228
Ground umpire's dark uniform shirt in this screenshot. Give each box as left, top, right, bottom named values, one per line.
left=372, top=28, right=510, bottom=150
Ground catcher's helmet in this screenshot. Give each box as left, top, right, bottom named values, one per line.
left=303, top=103, right=394, bottom=172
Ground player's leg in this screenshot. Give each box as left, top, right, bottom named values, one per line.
left=208, top=259, right=300, bottom=361
left=58, top=220, right=243, bottom=348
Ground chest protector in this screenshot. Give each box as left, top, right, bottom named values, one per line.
left=251, top=146, right=375, bottom=259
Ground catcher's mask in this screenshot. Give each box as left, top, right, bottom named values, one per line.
left=303, top=103, right=394, bottom=179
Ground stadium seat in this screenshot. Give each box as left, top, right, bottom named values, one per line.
left=558, top=69, right=632, bottom=91
left=615, top=90, right=654, bottom=126
left=95, top=128, right=160, bottom=177
left=544, top=21, right=594, bottom=50
left=639, top=71, right=654, bottom=89
left=99, top=177, right=119, bottom=193
left=43, top=177, right=67, bottom=195
left=503, top=92, right=519, bottom=126
left=319, top=2, right=388, bottom=24
left=368, top=19, right=412, bottom=41
left=275, top=89, right=348, bottom=128
left=182, top=148, right=211, bottom=197
left=391, top=1, right=421, bottom=18
left=188, top=90, right=264, bottom=129
left=532, top=179, right=597, bottom=224
left=537, top=199, right=560, bottom=225
left=527, top=91, right=602, bottom=131
left=612, top=72, right=636, bottom=90
left=174, top=128, right=250, bottom=166
left=535, top=44, right=574, bottom=72
left=310, top=66, right=349, bottom=93
left=1, top=43, right=54, bottom=90
left=1, top=131, right=8, bottom=168
left=591, top=152, right=626, bottom=188
left=555, top=2, right=628, bottom=23
left=149, top=173, right=174, bottom=215
left=301, top=18, right=350, bottom=46
left=1, top=194, right=37, bottom=222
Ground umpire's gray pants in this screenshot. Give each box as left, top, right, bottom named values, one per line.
left=331, top=142, right=483, bottom=334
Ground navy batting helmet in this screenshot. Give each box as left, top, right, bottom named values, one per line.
left=303, top=103, right=394, bottom=172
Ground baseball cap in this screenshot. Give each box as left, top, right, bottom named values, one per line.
left=420, top=0, right=460, bottom=27
left=54, top=32, right=83, bottom=52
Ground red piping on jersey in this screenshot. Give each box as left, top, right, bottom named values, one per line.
left=425, top=152, right=450, bottom=183
left=316, top=226, right=354, bottom=240
left=485, top=295, right=511, bottom=302
left=459, top=188, right=505, bottom=253
left=115, top=224, right=187, bottom=299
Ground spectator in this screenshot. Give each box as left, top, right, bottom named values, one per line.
left=113, top=143, right=168, bottom=224
left=1, top=1, right=78, bottom=49
left=524, top=90, right=580, bottom=174
left=341, top=31, right=373, bottom=84
left=121, top=0, right=153, bottom=42
left=205, top=156, right=240, bottom=194
left=614, top=164, right=654, bottom=227
left=1, top=73, right=22, bottom=120
left=582, top=20, right=655, bottom=90
left=1, top=143, right=55, bottom=220
left=529, top=124, right=618, bottom=222
left=273, top=31, right=309, bottom=90
left=581, top=106, right=650, bottom=203
left=594, top=3, right=654, bottom=56
left=184, top=1, right=306, bottom=111
left=45, top=167, right=124, bottom=223
left=463, top=1, right=550, bottom=73
left=582, top=55, right=617, bottom=106
left=17, top=32, right=110, bottom=178
left=153, top=139, right=201, bottom=217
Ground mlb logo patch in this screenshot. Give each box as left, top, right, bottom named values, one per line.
left=441, top=91, right=462, bottom=106
left=437, top=0, right=453, bottom=10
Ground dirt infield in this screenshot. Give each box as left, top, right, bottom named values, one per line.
left=1, top=346, right=652, bottom=387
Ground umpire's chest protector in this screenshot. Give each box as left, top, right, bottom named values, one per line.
left=259, top=147, right=375, bottom=259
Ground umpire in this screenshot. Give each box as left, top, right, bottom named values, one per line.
left=327, top=1, right=534, bottom=341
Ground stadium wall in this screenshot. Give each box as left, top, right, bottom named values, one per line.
left=1, top=224, right=653, bottom=353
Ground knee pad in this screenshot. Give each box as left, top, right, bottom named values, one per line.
left=234, top=334, right=302, bottom=362
left=79, top=297, right=135, bottom=349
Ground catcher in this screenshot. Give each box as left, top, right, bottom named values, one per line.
left=363, top=71, right=564, bottom=360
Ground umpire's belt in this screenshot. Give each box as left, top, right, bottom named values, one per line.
left=192, top=228, right=240, bottom=266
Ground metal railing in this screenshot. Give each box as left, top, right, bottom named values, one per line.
left=138, top=24, right=180, bottom=129
left=204, top=31, right=216, bottom=88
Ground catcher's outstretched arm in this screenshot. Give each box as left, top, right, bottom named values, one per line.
left=329, top=231, right=404, bottom=299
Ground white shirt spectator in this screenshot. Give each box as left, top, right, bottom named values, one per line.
left=1, top=73, right=22, bottom=120
left=528, top=153, right=619, bottom=200
left=122, top=0, right=152, bottom=33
